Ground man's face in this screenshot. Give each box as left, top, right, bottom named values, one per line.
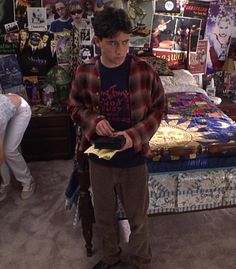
left=20, top=31, right=28, bottom=41
left=30, top=33, right=41, bottom=46
left=95, top=31, right=129, bottom=68
left=42, top=34, right=49, bottom=43
left=55, top=2, right=67, bottom=19
left=81, top=48, right=91, bottom=61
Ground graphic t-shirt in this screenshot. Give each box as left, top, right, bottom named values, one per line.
left=89, top=55, right=146, bottom=167
left=99, top=57, right=131, bottom=131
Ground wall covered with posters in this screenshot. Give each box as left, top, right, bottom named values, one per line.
left=0, top=0, right=236, bottom=110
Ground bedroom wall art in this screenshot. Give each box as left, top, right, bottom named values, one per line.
left=0, top=0, right=236, bottom=109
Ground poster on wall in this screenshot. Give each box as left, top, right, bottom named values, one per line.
left=183, top=0, right=210, bottom=39
left=0, top=34, right=18, bottom=54
left=0, top=0, right=15, bottom=35
left=217, top=0, right=236, bottom=5
left=204, top=3, right=236, bottom=74
left=129, top=45, right=152, bottom=56
left=4, top=21, right=19, bottom=34
left=152, top=14, right=201, bottom=52
left=27, top=7, right=47, bottom=31
left=54, top=31, right=71, bottom=66
left=188, top=39, right=208, bottom=74
left=152, top=15, right=176, bottom=50
left=15, top=0, right=41, bottom=29
left=153, top=50, right=185, bottom=68
left=155, top=0, right=180, bottom=13
left=42, top=0, right=58, bottom=29
left=122, top=0, right=153, bottom=49
left=80, top=45, right=94, bottom=63
left=80, top=28, right=92, bottom=46
left=17, top=31, right=56, bottom=76
left=23, top=75, right=41, bottom=104
left=0, top=54, right=25, bottom=96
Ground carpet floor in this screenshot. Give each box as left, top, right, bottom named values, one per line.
left=0, top=160, right=236, bottom=269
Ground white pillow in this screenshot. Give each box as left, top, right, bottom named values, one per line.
left=172, top=69, right=198, bottom=86
left=159, top=76, right=175, bottom=87
left=160, top=69, right=198, bottom=88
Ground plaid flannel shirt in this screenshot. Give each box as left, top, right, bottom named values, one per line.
left=67, top=54, right=167, bottom=157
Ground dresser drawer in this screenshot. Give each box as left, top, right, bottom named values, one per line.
left=21, top=113, right=75, bottom=161
left=28, top=114, right=69, bottom=128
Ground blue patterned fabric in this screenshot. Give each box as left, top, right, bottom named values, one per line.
left=117, top=92, right=236, bottom=216
left=149, top=92, right=236, bottom=170
left=117, top=167, right=236, bottom=218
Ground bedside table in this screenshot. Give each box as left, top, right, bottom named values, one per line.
left=217, top=96, right=236, bottom=121
left=21, top=112, right=75, bottom=161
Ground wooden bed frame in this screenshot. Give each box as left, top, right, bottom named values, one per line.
left=152, top=142, right=236, bottom=157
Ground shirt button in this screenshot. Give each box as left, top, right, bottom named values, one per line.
left=96, top=92, right=99, bottom=95
left=96, top=106, right=99, bottom=109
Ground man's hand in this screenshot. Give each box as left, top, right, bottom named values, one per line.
left=115, top=131, right=133, bottom=151
left=96, top=121, right=133, bottom=150
left=96, top=119, right=114, bottom=136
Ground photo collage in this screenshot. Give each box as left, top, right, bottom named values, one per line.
left=0, top=0, right=236, bottom=110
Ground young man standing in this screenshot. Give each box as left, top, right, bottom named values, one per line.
left=68, top=7, right=167, bottom=269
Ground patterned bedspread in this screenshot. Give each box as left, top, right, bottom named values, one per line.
left=150, top=92, right=236, bottom=163
left=135, top=92, right=236, bottom=215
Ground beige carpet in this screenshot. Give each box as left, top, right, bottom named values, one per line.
left=0, top=160, right=236, bottom=269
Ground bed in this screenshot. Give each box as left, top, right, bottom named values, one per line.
left=69, top=68, right=236, bottom=256
left=116, top=68, right=236, bottom=218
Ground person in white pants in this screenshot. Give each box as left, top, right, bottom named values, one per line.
left=0, top=94, right=36, bottom=201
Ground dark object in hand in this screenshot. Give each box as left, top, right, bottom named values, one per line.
left=91, top=135, right=126, bottom=150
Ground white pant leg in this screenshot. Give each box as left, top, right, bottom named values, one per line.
left=0, top=98, right=33, bottom=187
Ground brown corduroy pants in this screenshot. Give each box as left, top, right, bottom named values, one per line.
left=89, top=160, right=151, bottom=269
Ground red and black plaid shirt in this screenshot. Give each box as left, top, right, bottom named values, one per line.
left=67, top=54, right=167, bottom=157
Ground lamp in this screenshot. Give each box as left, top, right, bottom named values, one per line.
left=222, top=57, right=235, bottom=95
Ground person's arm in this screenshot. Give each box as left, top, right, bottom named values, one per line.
left=67, top=63, right=105, bottom=141
left=122, top=62, right=167, bottom=153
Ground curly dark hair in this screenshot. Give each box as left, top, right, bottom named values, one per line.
left=92, top=7, right=132, bottom=39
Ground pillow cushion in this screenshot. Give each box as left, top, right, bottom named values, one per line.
left=172, top=69, right=198, bottom=86
left=159, top=69, right=206, bottom=95
left=159, top=76, right=175, bottom=87
left=160, top=69, right=198, bottom=88
left=143, top=56, right=174, bottom=76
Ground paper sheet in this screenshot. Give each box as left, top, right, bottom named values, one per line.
left=85, top=146, right=119, bottom=160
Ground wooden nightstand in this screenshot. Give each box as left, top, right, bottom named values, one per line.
left=21, top=112, right=75, bottom=161
left=217, top=96, right=236, bottom=121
